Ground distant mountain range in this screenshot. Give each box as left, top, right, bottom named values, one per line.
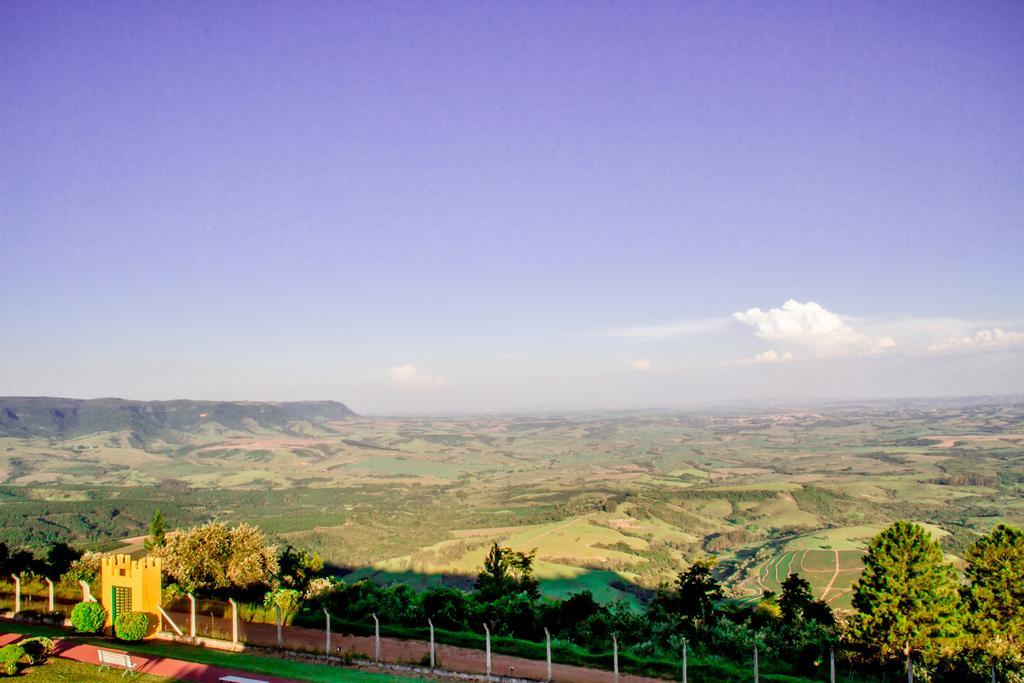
left=0, top=397, right=356, bottom=441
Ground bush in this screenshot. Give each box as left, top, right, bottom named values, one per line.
left=0, top=644, right=27, bottom=676
left=114, top=611, right=149, bottom=641
left=58, top=551, right=102, bottom=591
left=262, top=588, right=302, bottom=624
left=70, top=600, right=107, bottom=633
left=19, top=637, right=53, bottom=664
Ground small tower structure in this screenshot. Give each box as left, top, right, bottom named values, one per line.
left=100, top=554, right=161, bottom=636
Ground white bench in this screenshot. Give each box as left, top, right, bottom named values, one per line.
left=97, top=649, right=137, bottom=675
left=218, top=676, right=270, bottom=683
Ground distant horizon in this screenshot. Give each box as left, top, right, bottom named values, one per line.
left=4, top=391, right=1021, bottom=418
left=3, top=2, right=1022, bottom=411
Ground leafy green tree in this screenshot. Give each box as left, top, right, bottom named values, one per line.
left=674, top=558, right=723, bottom=619
left=144, top=509, right=166, bottom=551
left=159, top=522, right=278, bottom=593
left=226, top=523, right=279, bottom=589
left=780, top=574, right=813, bottom=620
left=475, top=543, right=539, bottom=601
left=6, top=549, right=38, bottom=576
left=278, top=545, right=324, bottom=590
left=421, top=586, right=476, bottom=631
left=852, top=521, right=963, bottom=660
left=964, top=524, right=1024, bottom=652
left=780, top=573, right=834, bottom=626
left=263, top=588, right=303, bottom=624
left=752, top=593, right=782, bottom=625
left=676, top=558, right=723, bottom=622
left=483, top=592, right=541, bottom=637
left=44, top=542, right=82, bottom=580
left=58, top=552, right=102, bottom=591
left=544, top=589, right=603, bottom=637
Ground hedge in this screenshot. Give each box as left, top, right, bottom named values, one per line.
left=114, top=611, right=150, bottom=641
left=0, top=645, right=26, bottom=676
left=70, top=601, right=107, bottom=633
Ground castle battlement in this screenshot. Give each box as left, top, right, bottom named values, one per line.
left=99, top=554, right=162, bottom=636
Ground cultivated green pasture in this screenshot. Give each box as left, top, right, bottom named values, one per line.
left=2, top=398, right=1022, bottom=608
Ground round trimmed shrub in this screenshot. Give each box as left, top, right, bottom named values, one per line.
left=0, top=644, right=27, bottom=676
left=114, top=611, right=149, bottom=641
left=70, top=601, right=107, bottom=633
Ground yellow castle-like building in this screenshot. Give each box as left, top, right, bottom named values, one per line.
left=99, top=554, right=162, bottom=636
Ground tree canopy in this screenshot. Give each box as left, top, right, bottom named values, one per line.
left=158, top=522, right=278, bottom=593
left=144, top=509, right=166, bottom=551
left=964, top=523, right=1024, bottom=652
left=475, top=543, right=540, bottom=602
left=852, top=520, right=963, bottom=659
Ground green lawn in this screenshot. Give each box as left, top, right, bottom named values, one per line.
left=0, top=622, right=421, bottom=682
left=23, top=657, right=171, bottom=681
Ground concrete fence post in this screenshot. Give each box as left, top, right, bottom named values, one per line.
left=156, top=606, right=184, bottom=636
left=428, top=619, right=435, bottom=669
left=682, top=637, right=687, bottom=683
left=78, top=580, right=95, bottom=603
left=544, top=627, right=552, bottom=682
left=187, top=593, right=197, bottom=638
left=613, top=635, right=619, bottom=683
left=483, top=623, right=491, bottom=679
left=753, top=644, right=759, bottom=683
left=324, top=608, right=331, bottom=655
left=227, top=598, right=238, bottom=644
left=372, top=613, right=381, bottom=663
left=273, top=603, right=282, bottom=647
left=44, top=578, right=54, bottom=613
left=9, top=574, right=20, bottom=614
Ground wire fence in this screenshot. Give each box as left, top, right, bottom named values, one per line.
left=153, top=598, right=788, bottom=682
left=0, top=579, right=79, bottom=620
left=1, top=585, right=835, bottom=681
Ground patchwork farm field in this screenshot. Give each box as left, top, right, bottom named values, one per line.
left=1, top=396, right=1023, bottom=609
left=746, top=548, right=865, bottom=609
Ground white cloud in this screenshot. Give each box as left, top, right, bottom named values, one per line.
left=927, top=328, right=1024, bottom=354
left=736, top=350, right=796, bottom=366
left=733, top=300, right=895, bottom=358
left=631, top=359, right=652, bottom=371
left=605, top=318, right=730, bottom=340
left=388, top=364, right=449, bottom=388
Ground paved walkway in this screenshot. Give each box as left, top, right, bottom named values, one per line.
left=0, top=632, right=300, bottom=682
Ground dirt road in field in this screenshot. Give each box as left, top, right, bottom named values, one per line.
left=818, top=550, right=841, bottom=602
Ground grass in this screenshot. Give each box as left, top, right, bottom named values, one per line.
left=0, top=622, right=419, bottom=682
left=22, top=657, right=171, bottom=681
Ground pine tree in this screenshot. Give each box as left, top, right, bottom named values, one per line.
left=780, top=573, right=814, bottom=621
left=780, top=573, right=834, bottom=626
left=964, top=524, right=1024, bottom=651
left=144, top=508, right=166, bottom=551
left=852, top=520, right=963, bottom=660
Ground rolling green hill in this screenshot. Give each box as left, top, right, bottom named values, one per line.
left=0, top=397, right=356, bottom=442
left=1, top=396, right=1021, bottom=608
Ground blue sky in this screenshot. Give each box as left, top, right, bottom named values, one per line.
left=2, top=1, right=1022, bottom=412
